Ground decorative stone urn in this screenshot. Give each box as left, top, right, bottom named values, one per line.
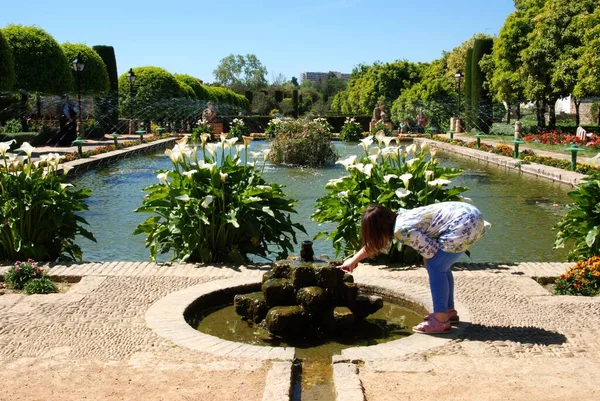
left=514, top=121, right=523, bottom=139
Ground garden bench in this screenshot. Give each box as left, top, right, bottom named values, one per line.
left=576, top=126, right=592, bottom=142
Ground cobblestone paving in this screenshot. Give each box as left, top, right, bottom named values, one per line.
left=1, top=261, right=599, bottom=400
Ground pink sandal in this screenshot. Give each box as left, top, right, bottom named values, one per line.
left=413, top=315, right=451, bottom=334
left=424, top=310, right=459, bottom=323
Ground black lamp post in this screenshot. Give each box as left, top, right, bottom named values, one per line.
left=126, top=68, right=136, bottom=134
left=71, top=52, right=85, bottom=137
left=454, top=70, right=463, bottom=119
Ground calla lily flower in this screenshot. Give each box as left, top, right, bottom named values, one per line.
left=382, top=136, right=395, bottom=147
left=17, top=142, right=35, bottom=158
left=0, top=139, right=15, bottom=157
left=175, top=194, right=191, bottom=202
left=406, top=144, right=417, bottom=155
left=182, top=170, right=197, bottom=178
left=395, top=188, right=412, bottom=198
left=249, top=151, right=261, bottom=159
left=406, top=158, right=419, bottom=167
left=400, top=173, right=413, bottom=188
left=363, top=163, right=374, bottom=178
left=368, top=154, right=378, bottom=164
left=359, top=136, right=374, bottom=152
left=157, top=173, right=168, bottom=183
left=60, top=183, right=73, bottom=190
left=220, top=172, right=228, bottom=182
left=336, top=155, right=357, bottom=168
left=242, top=136, right=253, bottom=147
left=262, top=148, right=272, bottom=159
left=262, top=206, right=275, bottom=217
left=375, top=130, right=386, bottom=146
left=201, top=195, right=213, bottom=208
left=428, top=179, right=451, bottom=187
left=205, top=143, right=218, bottom=157
left=219, top=133, right=227, bottom=143
left=62, top=165, right=74, bottom=175
left=425, top=170, right=434, bottom=181
left=200, top=133, right=211, bottom=144
left=430, top=147, right=439, bottom=159
left=384, top=174, right=398, bottom=183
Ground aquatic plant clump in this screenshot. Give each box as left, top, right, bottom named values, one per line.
left=234, top=262, right=383, bottom=339
left=0, top=140, right=95, bottom=262
left=134, top=136, right=306, bottom=263
left=312, top=135, right=468, bottom=263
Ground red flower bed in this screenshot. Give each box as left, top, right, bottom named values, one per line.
left=523, top=131, right=600, bottom=149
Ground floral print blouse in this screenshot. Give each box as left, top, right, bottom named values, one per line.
left=393, top=202, right=490, bottom=259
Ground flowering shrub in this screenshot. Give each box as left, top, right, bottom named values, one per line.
left=370, top=123, right=392, bottom=136
left=312, top=135, right=469, bottom=263
left=134, top=136, right=305, bottom=263
left=554, top=173, right=600, bottom=261
left=24, top=277, right=58, bottom=295
left=228, top=118, right=251, bottom=140
left=339, top=117, right=363, bottom=142
left=5, top=259, right=44, bottom=289
left=553, top=256, right=600, bottom=296
left=0, top=140, right=95, bottom=261
left=268, top=118, right=337, bottom=167
left=265, top=117, right=285, bottom=138
left=191, top=119, right=213, bottom=143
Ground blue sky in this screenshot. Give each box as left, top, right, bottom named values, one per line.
left=1, top=0, right=515, bottom=83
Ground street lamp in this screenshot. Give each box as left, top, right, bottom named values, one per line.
left=126, top=68, right=137, bottom=135
left=454, top=70, right=463, bottom=119
left=71, top=52, right=85, bottom=137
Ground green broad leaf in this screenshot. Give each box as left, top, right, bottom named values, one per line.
left=585, top=226, right=598, bottom=247
left=228, top=249, right=245, bottom=264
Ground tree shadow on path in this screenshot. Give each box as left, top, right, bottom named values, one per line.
left=458, top=323, right=566, bottom=346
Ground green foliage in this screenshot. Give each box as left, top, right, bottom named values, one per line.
left=553, top=256, right=600, bottom=296
left=4, top=259, right=44, bottom=290
left=554, top=173, right=600, bottom=261
left=191, top=119, right=213, bottom=142
left=339, top=117, right=363, bottom=142
left=177, top=80, right=197, bottom=100
left=204, top=85, right=249, bottom=109
left=174, top=74, right=209, bottom=100
left=118, top=66, right=185, bottom=119
left=465, top=48, right=473, bottom=129
left=61, top=43, right=110, bottom=95
left=268, top=118, right=337, bottom=167
left=471, top=38, right=494, bottom=134
left=370, top=122, right=392, bottom=136
left=390, top=59, right=454, bottom=130
left=2, top=119, right=21, bottom=134
left=0, top=30, right=16, bottom=91
left=134, top=138, right=305, bottom=263
left=574, top=8, right=600, bottom=99
left=228, top=118, right=250, bottom=140
left=265, top=117, right=285, bottom=138
left=332, top=61, right=423, bottom=115
left=312, top=139, right=468, bottom=262
left=2, top=25, right=73, bottom=94
left=0, top=141, right=96, bottom=261
left=212, top=54, right=268, bottom=91
left=92, top=45, right=119, bottom=133
left=24, top=277, right=58, bottom=295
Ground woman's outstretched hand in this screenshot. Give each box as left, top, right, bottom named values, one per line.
left=340, top=259, right=358, bottom=273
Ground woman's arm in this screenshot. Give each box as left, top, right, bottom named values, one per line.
left=340, top=246, right=371, bottom=272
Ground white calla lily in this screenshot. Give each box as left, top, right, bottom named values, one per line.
left=201, top=195, right=213, bottom=208
left=262, top=206, right=275, bottom=217
left=17, top=142, right=34, bottom=158
left=383, top=174, right=398, bottom=184
left=406, top=144, right=417, bottom=155
left=262, top=148, right=271, bottom=160
left=220, top=172, right=228, bottom=182
left=62, top=165, right=74, bottom=175
left=400, top=173, right=413, bottom=188
left=182, top=170, right=197, bottom=178
left=363, top=163, right=374, bottom=178
left=0, top=139, right=16, bottom=157
left=157, top=173, right=168, bottom=183
left=336, top=155, right=357, bottom=168
left=249, top=151, right=261, bottom=159
left=175, top=194, right=191, bottom=202
left=425, top=170, right=434, bottom=181
left=368, top=154, right=378, bottom=164
left=375, top=130, right=386, bottom=146
left=200, top=133, right=211, bottom=144
left=428, top=179, right=451, bottom=187
left=395, top=188, right=412, bottom=198
left=60, top=183, right=73, bottom=191
left=359, top=136, right=374, bottom=152
left=205, top=143, right=218, bottom=157
left=382, top=136, right=395, bottom=147
left=430, top=147, right=439, bottom=159
left=406, top=158, right=419, bottom=167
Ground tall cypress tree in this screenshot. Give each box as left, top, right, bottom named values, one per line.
left=465, top=47, right=473, bottom=130
left=471, top=38, right=494, bottom=133
left=92, top=45, right=119, bottom=135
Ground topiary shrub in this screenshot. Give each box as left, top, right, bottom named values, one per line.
left=4, top=259, right=44, bottom=290
left=174, top=74, right=209, bottom=100
left=61, top=43, right=110, bottom=95
left=92, top=45, right=119, bottom=135
left=268, top=118, right=337, bottom=167
left=2, top=25, right=73, bottom=94
left=0, top=30, right=16, bottom=91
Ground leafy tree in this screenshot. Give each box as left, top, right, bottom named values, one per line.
left=573, top=8, right=600, bottom=126
left=61, top=43, right=110, bottom=95
left=291, top=76, right=299, bottom=87
left=0, top=30, right=15, bottom=91
left=213, top=54, right=268, bottom=91
left=3, top=25, right=73, bottom=131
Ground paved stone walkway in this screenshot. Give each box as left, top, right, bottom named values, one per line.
left=1, top=261, right=598, bottom=400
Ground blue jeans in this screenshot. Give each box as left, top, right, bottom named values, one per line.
left=425, top=249, right=463, bottom=314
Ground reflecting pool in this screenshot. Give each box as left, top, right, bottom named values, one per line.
left=72, top=141, right=571, bottom=263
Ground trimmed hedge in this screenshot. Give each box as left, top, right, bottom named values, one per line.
left=174, top=74, right=209, bottom=100
left=0, top=30, right=15, bottom=91
left=2, top=25, right=73, bottom=94
left=471, top=38, right=494, bottom=134
left=61, top=43, right=110, bottom=95
left=204, top=85, right=249, bottom=109
left=465, top=47, right=473, bottom=130
left=0, top=132, right=38, bottom=146
left=92, top=45, right=119, bottom=137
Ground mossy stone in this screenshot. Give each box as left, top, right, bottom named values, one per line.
left=335, top=282, right=359, bottom=307
left=343, top=273, right=354, bottom=283
left=234, top=294, right=269, bottom=323
left=314, top=266, right=344, bottom=289
left=296, top=286, right=328, bottom=316
left=272, top=262, right=292, bottom=279
left=262, top=278, right=296, bottom=306
left=265, top=306, right=308, bottom=337
left=350, top=295, right=384, bottom=320
left=333, top=306, right=355, bottom=333
left=291, top=265, right=316, bottom=288
left=262, top=271, right=275, bottom=285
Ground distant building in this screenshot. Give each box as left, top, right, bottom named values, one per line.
left=300, top=71, right=351, bottom=85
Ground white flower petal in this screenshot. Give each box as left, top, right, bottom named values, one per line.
left=395, top=188, right=412, bottom=198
